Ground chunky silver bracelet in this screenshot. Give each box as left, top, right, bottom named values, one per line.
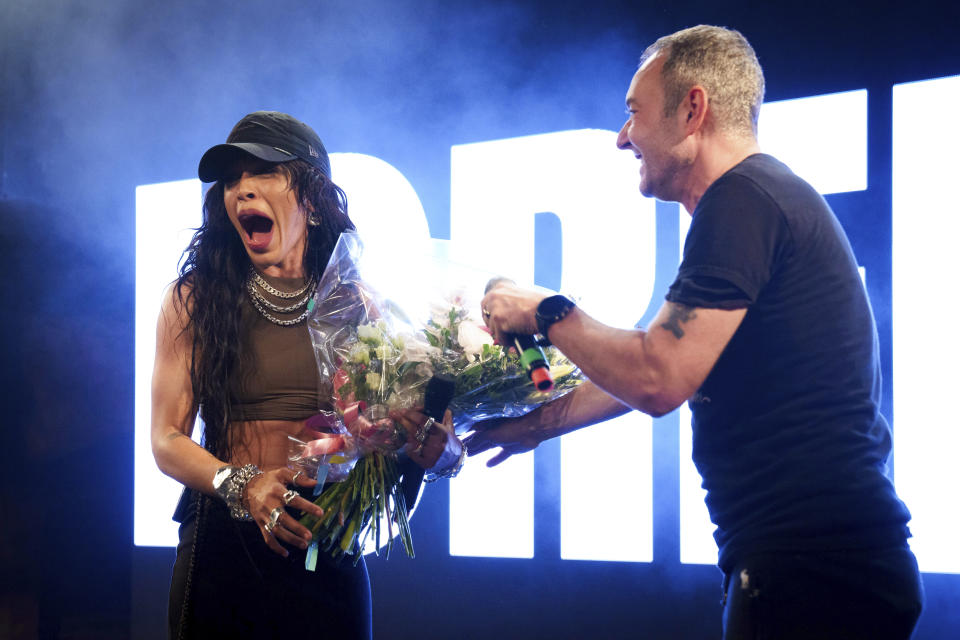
left=212, top=463, right=263, bottom=520
left=425, top=441, right=468, bottom=483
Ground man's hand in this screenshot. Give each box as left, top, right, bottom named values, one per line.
left=481, top=282, right=545, bottom=346
left=463, top=417, right=543, bottom=467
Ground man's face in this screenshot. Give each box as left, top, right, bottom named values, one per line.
left=616, top=54, right=689, bottom=202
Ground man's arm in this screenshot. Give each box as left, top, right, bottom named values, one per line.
left=549, top=301, right=745, bottom=416
left=464, top=380, right=630, bottom=466
left=482, top=283, right=746, bottom=417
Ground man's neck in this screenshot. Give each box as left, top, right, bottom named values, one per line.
left=680, top=136, right=762, bottom=215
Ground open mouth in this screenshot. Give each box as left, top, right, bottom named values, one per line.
left=238, top=212, right=274, bottom=250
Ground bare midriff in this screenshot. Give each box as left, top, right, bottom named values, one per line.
left=227, top=418, right=316, bottom=472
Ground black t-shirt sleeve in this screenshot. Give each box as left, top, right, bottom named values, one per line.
left=666, top=173, right=789, bottom=310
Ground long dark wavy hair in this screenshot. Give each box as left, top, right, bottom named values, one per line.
left=175, top=159, right=355, bottom=460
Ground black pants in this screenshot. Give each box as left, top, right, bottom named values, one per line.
left=169, top=496, right=372, bottom=640
left=722, top=545, right=923, bottom=640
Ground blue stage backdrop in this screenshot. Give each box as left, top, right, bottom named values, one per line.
left=1, top=1, right=958, bottom=638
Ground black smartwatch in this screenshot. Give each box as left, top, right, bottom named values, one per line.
left=535, top=294, right=576, bottom=343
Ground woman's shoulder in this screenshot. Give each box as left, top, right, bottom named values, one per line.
left=159, top=274, right=196, bottom=331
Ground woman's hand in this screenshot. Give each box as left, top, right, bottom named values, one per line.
left=390, top=408, right=462, bottom=471
left=243, top=467, right=325, bottom=557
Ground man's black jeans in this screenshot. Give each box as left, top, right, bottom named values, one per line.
left=722, top=545, right=923, bottom=639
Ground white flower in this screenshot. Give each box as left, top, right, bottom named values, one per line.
left=349, top=343, right=371, bottom=365
left=457, top=320, right=494, bottom=358
left=357, top=324, right=381, bottom=345
left=375, top=344, right=394, bottom=362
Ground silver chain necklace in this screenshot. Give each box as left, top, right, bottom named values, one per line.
left=250, top=268, right=313, bottom=298
left=246, top=268, right=316, bottom=326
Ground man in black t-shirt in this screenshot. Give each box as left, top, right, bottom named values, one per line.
left=467, top=25, right=923, bottom=640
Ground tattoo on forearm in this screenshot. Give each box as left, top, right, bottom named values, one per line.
left=661, top=304, right=697, bottom=339
left=166, top=432, right=189, bottom=441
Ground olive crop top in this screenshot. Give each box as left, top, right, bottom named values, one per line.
left=227, top=274, right=329, bottom=421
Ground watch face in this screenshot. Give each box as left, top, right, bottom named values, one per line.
left=539, top=295, right=566, bottom=317
left=537, top=295, right=575, bottom=337
left=539, top=294, right=574, bottom=318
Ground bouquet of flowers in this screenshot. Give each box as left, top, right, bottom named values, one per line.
left=291, top=234, right=448, bottom=563
left=293, top=232, right=584, bottom=563
left=422, top=294, right=583, bottom=434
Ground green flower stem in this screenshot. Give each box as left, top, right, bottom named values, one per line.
left=298, top=451, right=414, bottom=565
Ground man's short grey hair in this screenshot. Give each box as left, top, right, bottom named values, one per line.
left=641, top=25, right=765, bottom=137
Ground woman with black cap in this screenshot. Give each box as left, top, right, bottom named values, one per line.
left=151, top=111, right=465, bottom=639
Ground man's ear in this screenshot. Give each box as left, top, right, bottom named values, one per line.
left=683, top=85, right=709, bottom=134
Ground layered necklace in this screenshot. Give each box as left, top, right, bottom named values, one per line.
left=245, top=266, right=316, bottom=326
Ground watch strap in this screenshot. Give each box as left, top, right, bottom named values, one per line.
left=536, top=294, right=576, bottom=341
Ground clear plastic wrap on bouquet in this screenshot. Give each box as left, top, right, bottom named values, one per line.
left=307, top=233, right=443, bottom=453
left=377, top=238, right=587, bottom=434
left=297, top=231, right=585, bottom=562
left=297, top=232, right=443, bottom=562
left=447, top=349, right=582, bottom=434
left=421, top=294, right=585, bottom=435
left=286, top=411, right=357, bottom=484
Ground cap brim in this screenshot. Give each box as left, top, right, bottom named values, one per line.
left=197, top=142, right=297, bottom=182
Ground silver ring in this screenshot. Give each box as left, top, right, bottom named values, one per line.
left=292, top=470, right=304, bottom=483
left=265, top=506, right=284, bottom=533
left=282, top=489, right=298, bottom=505
left=416, top=417, right=436, bottom=445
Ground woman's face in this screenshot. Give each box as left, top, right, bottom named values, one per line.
left=222, top=157, right=309, bottom=277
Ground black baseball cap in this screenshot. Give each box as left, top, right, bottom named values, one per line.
left=197, top=111, right=331, bottom=183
